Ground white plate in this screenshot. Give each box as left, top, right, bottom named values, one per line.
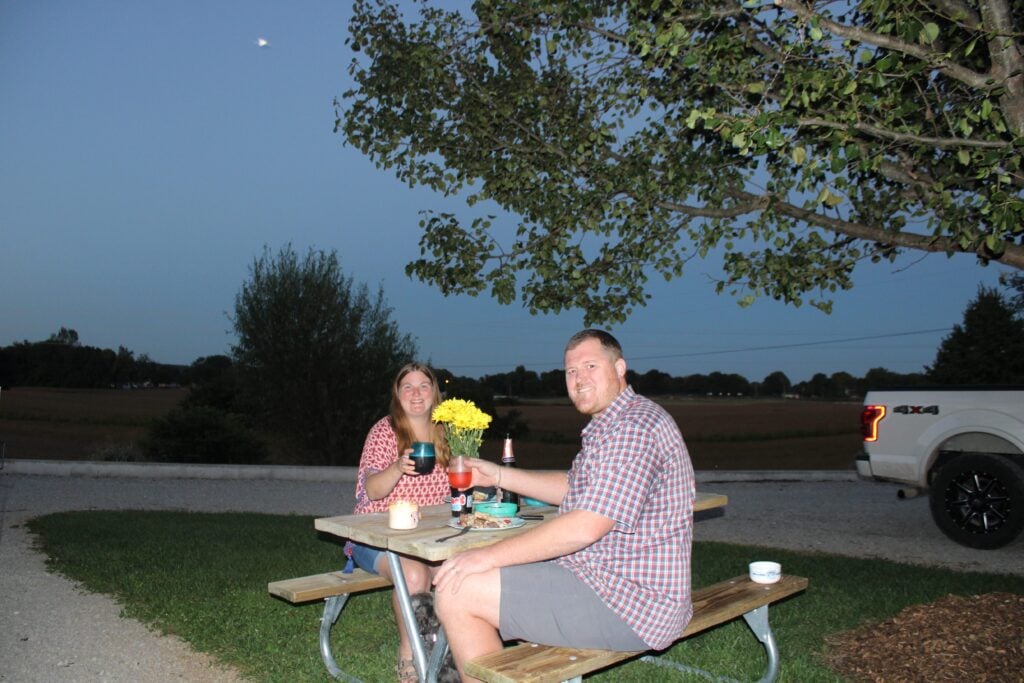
left=446, top=517, right=526, bottom=531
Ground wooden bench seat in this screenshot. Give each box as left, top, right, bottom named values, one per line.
left=465, top=574, right=809, bottom=683
left=269, top=570, right=392, bottom=680
left=268, top=569, right=391, bottom=603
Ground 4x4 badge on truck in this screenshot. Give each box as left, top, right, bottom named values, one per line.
left=893, top=405, right=939, bottom=415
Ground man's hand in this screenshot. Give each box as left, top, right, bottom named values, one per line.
left=465, top=457, right=499, bottom=488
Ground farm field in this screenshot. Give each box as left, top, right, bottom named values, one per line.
left=0, top=387, right=862, bottom=469
left=487, top=399, right=861, bottom=470
left=0, top=387, right=187, bottom=461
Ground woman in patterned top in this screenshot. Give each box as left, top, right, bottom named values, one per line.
left=349, top=362, right=450, bottom=682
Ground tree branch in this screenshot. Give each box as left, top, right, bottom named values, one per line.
left=773, top=0, right=993, bottom=90
left=798, top=117, right=1014, bottom=149
left=922, top=0, right=982, bottom=30
left=651, top=194, right=771, bottom=219
left=728, top=189, right=1024, bottom=268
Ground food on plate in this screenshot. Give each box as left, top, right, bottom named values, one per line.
left=459, top=512, right=514, bottom=529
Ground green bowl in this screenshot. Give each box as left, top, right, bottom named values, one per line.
left=474, top=501, right=519, bottom=517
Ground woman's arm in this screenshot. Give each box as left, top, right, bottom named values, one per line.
left=358, top=419, right=415, bottom=501
left=364, top=450, right=414, bottom=500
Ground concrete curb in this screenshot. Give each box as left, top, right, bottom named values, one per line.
left=0, top=458, right=358, bottom=482
left=0, top=458, right=859, bottom=483
left=696, top=469, right=859, bottom=483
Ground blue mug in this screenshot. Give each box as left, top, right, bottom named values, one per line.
left=410, top=442, right=436, bottom=474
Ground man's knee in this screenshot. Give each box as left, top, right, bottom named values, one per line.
left=436, top=572, right=499, bottom=625
left=435, top=579, right=478, bottom=624
left=434, top=581, right=457, bottom=620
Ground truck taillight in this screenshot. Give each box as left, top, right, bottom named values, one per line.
left=861, top=405, right=886, bottom=442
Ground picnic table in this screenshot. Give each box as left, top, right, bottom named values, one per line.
left=311, top=491, right=728, bottom=682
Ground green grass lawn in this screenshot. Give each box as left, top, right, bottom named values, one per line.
left=27, top=511, right=1024, bottom=682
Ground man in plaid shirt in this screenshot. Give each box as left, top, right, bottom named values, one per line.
left=435, top=329, right=695, bottom=679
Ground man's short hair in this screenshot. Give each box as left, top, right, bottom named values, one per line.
left=565, top=329, right=623, bottom=360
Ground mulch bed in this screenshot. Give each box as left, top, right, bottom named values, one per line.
left=823, top=593, right=1024, bottom=682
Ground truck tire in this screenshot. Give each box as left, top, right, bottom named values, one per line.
left=929, top=453, right=1024, bottom=549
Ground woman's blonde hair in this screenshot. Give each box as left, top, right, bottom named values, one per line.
left=389, top=362, right=450, bottom=467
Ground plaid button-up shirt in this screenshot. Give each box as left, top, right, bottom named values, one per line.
left=555, top=386, right=694, bottom=650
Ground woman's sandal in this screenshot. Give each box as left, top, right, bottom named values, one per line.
left=396, top=656, right=417, bottom=683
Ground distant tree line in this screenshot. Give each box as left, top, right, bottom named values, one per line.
left=0, top=327, right=186, bottom=389
left=474, top=365, right=928, bottom=401
left=0, top=329, right=928, bottom=400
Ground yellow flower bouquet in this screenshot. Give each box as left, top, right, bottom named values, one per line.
left=431, top=398, right=492, bottom=457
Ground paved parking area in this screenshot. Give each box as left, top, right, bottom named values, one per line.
left=692, top=476, right=1023, bottom=576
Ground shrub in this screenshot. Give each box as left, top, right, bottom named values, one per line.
left=143, top=406, right=268, bottom=464
left=88, top=440, right=144, bottom=462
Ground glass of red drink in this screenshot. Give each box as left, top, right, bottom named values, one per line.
left=448, top=456, right=472, bottom=489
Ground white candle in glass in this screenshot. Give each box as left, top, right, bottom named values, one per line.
left=388, top=500, right=419, bottom=530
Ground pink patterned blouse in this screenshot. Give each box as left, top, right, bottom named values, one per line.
left=353, top=417, right=449, bottom=514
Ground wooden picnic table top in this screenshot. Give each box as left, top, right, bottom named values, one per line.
left=315, top=491, right=727, bottom=563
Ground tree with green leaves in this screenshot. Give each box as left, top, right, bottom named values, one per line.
left=232, top=245, right=417, bottom=465
left=341, top=0, right=1023, bottom=326
left=183, top=355, right=241, bottom=413
left=1002, top=271, right=1024, bottom=313
left=927, top=285, right=1024, bottom=383
left=760, top=370, right=792, bottom=396
left=46, top=327, right=80, bottom=346
left=862, top=366, right=925, bottom=388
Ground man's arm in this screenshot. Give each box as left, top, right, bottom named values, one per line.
left=466, top=457, right=569, bottom=505
left=484, top=509, right=614, bottom=564
left=433, top=509, right=614, bottom=593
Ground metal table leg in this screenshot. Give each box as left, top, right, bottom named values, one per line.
left=638, top=605, right=781, bottom=683
left=426, top=626, right=450, bottom=683
left=387, top=551, right=430, bottom=682
left=742, top=605, right=780, bottom=683
left=318, top=594, right=365, bottom=683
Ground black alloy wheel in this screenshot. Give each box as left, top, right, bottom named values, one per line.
left=929, top=453, right=1024, bottom=550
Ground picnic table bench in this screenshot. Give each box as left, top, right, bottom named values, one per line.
left=465, top=574, right=808, bottom=683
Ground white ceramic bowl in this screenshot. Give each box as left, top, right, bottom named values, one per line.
left=748, top=561, right=781, bottom=584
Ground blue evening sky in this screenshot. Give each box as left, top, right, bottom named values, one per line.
left=0, top=1, right=1011, bottom=383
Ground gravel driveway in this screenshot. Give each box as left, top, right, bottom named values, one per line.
left=1, top=464, right=1021, bottom=682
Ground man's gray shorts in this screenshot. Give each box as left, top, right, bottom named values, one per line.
left=499, top=562, right=647, bottom=650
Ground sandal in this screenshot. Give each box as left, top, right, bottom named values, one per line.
left=396, top=656, right=417, bottom=683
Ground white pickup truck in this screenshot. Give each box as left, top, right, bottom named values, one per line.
left=857, top=387, right=1024, bottom=549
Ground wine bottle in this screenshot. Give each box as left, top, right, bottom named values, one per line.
left=500, top=434, right=519, bottom=505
